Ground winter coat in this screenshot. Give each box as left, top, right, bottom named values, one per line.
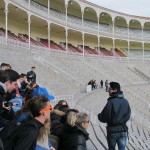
left=61, top=124, right=89, bottom=150
left=98, top=91, right=131, bottom=128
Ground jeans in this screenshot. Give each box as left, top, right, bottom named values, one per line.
left=107, top=132, right=127, bottom=150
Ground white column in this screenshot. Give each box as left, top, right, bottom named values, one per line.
left=97, top=16, right=99, bottom=35
left=97, top=16, right=100, bottom=55
left=65, top=29, right=68, bottom=52
left=112, top=20, right=115, bottom=57
left=48, top=22, right=50, bottom=50
left=48, top=0, right=50, bottom=19
left=4, top=3, right=8, bottom=44
left=28, top=0, right=31, bottom=49
left=65, top=5, right=68, bottom=27
left=28, top=14, right=31, bottom=49
left=98, top=36, right=100, bottom=55
left=99, top=37, right=101, bottom=55
left=81, top=11, right=84, bottom=29
left=127, top=24, right=130, bottom=57
left=142, top=25, right=144, bottom=41
left=142, top=42, right=144, bottom=62
left=142, top=25, right=144, bottom=61
left=65, top=4, right=68, bottom=53
left=113, top=39, right=115, bottom=57
left=128, top=41, right=130, bottom=61
left=82, top=33, right=84, bottom=57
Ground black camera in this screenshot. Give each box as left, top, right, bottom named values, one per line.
left=4, top=102, right=12, bottom=107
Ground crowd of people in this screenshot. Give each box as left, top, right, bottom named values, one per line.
left=0, top=62, right=131, bottom=150
left=0, top=63, right=90, bottom=150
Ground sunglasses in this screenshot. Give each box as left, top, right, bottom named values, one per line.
left=39, top=105, right=53, bottom=113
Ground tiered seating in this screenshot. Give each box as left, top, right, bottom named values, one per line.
left=100, top=47, right=113, bottom=56
left=22, top=34, right=43, bottom=46
left=84, top=46, right=99, bottom=55
left=0, top=28, right=20, bottom=41
left=0, top=28, right=142, bottom=57
left=39, top=38, right=48, bottom=47
left=0, top=28, right=5, bottom=37
left=50, top=40, right=65, bottom=50
left=68, top=44, right=82, bottom=53
left=115, top=48, right=126, bottom=57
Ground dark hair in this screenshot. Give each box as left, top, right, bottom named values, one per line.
left=31, top=66, right=36, bottom=69
left=57, top=100, right=69, bottom=112
left=0, top=69, right=19, bottom=83
left=29, top=95, right=49, bottom=117
left=0, top=63, right=6, bottom=67
left=20, top=73, right=27, bottom=78
left=5, top=63, right=11, bottom=69
left=109, top=82, right=121, bottom=92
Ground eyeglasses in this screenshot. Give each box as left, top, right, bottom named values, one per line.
left=39, top=105, right=53, bottom=113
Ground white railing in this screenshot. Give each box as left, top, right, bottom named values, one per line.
left=9, top=0, right=29, bottom=9
left=8, top=0, right=150, bottom=42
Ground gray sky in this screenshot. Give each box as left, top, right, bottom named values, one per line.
left=87, top=0, right=150, bottom=17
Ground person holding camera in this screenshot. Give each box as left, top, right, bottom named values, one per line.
left=0, top=69, right=19, bottom=150
left=0, top=69, right=20, bottom=125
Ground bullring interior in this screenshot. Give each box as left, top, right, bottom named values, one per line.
left=0, top=0, right=150, bottom=149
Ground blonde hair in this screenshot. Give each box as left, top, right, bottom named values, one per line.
left=37, top=120, right=50, bottom=142
left=67, top=112, right=77, bottom=127
left=67, top=112, right=88, bottom=127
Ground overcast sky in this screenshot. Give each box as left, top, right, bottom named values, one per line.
left=87, top=0, right=150, bottom=17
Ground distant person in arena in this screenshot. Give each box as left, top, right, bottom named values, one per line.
left=27, top=66, right=36, bottom=83
left=98, top=82, right=131, bottom=150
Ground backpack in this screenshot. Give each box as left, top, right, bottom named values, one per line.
left=0, top=121, right=21, bottom=150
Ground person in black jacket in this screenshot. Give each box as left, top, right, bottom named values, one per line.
left=0, top=69, right=20, bottom=125
left=27, top=66, right=36, bottom=83
left=98, top=82, right=131, bottom=150
left=12, top=95, right=53, bottom=150
left=61, top=112, right=89, bottom=150
left=0, top=69, right=20, bottom=150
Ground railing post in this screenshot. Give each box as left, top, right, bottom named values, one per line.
left=4, top=2, right=9, bottom=45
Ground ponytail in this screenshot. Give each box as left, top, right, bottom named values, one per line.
left=67, top=112, right=77, bottom=127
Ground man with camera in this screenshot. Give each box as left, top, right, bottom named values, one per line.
left=0, top=69, right=19, bottom=149
left=0, top=69, right=20, bottom=125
